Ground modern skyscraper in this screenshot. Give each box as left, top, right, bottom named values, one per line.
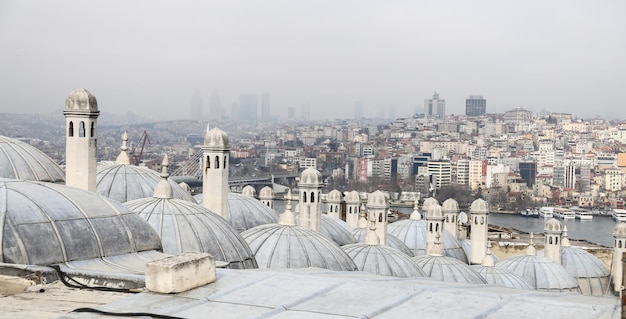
left=209, top=89, right=222, bottom=121
left=466, top=95, right=486, bottom=116
left=238, top=94, right=258, bottom=122
left=354, top=101, right=364, bottom=120
left=261, top=92, right=270, bottom=122
left=191, top=89, right=202, bottom=120
left=424, top=92, right=445, bottom=119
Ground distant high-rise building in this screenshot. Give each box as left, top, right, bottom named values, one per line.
left=354, top=101, right=364, bottom=120
left=424, top=92, right=445, bottom=119
left=287, top=107, right=296, bottom=119
left=230, top=102, right=239, bottom=121
left=519, top=161, right=537, bottom=187
left=301, top=102, right=310, bottom=121
left=261, top=93, right=270, bottom=122
left=190, top=89, right=202, bottom=120
left=466, top=95, right=486, bottom=116
left=238, top=94, right=258, bottom=122
left=209, top=89, right=223, bottom=121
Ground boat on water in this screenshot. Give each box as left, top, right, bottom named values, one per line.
left=538, top=207, right=554, bottom=218
left=553, top=207, right=575, bottom=220
left=575, top=211, right=593, bottom=220
left=612, top=209, right=626, bottom=222
left=520, top=208, right=539, bottom=217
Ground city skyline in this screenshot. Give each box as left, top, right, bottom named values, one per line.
left=0, top=1, right=624, bottom=121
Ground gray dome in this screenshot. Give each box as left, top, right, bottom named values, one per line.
left=327, top=189, right=342, bottom=203
left=412, top=254, right=487, bottom=284
left=0, top=135, right=65, bottom=183
left=342, top=244, right=427, bottom=278
left=259, top=186, right=274, bottom=199
left=388, top=219, right=468, bottom=263
left=422, top=197, right=439, bottom=211
left=295, top=214, right=357, bottom=246
left=470, top=198, right=489, bottom=213
left=0, top=178, right=162, bottom=265
left=241, top=223, right=357, bottom=271
left=242, top=185, right=256, bottom=197
left=203, top=127, right=229, bottom=148
left=496, top=254, right=580, bottom=292
left=97, top=164, right=196, bottom=203
left=442, top=198, right=459, bottom=212
left=425, top=203, right=444, bottom=219
left=352, top=227, right=413, bottom=257
left=461, top=239, right=498, bottom=263
left=124, top=197, right=257, bottom=269
left=299, top=167, right=322, bottom=186
left=366, top=190, right=387, bottom=208
left=194, top=193, right=279, bottom=232
left=64, top=88, right=98, bottom=112
left=344, top=190, right=361, bottom=204
left=470, top=265, right=534, bottom=290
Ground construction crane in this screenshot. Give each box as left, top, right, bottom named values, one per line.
left=130, top=130, right=150, bottom=165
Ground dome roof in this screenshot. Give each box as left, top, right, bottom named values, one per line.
left=342, top=244, right=427, bottom=278
left=412, top=255, right=487, bottom=284
left=258, top=186, right=274, bottom=199
left=425, top=203, right=444, bottom=219
left=241, top=223, right=357, bottom=271
left=614, top=222, right=626, bottom=238
left=0, top=135, right=65, bottom=183
left=366, top=190, right=387, bottom=208
left=97, top=164, right=196, bottom=203
left=299, top=214, right=357, bottom=246
left=64, top=88, right=98, bottom=113
left=422, top=197, right=439, bottom=211
left=469, top=198, right=489, bottom=213
left=327, top=189, right=342, bottom=203
left=496, top=255, right=580, bottom=292
left=203, top=127, right=229, bottom=149
left=388, top=219, right=468, bottom=263
left=442, top=198, right=459, bottom=212
left=470, top=265, right=533, bottom=290
left=559, top=246, right=610, bottom=296
left=242, top=185, right=256, bottom=197
left=544, top=218, right=562, bottom=232
left=194, top=193, right=279, bottom=232
left=299, top=167, right=322, bottom=186
left=344, top=190, right=361, bottom=204
left=124, top=197, right=257, bottom=269
left=352, top=227, right=413, bottom=256
left=0, top=178, right=162, bottom=265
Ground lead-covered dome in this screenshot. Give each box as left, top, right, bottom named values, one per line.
left=203, top=127, right=229, bottom=148
left=0, top=136, right=65, bottom=183
left=0, top=178, right=162, bottom=266
left=294, top=213, right=357, bottom=246
left=64, top=88, right=98, bottom=112
left=352, top=227, right=413, bottom=256
left=471, top=265, right=533, bottom=290
left=342, top=243, right=427, bottom=278
left=496, top=254, right=580, bottom=293
left=412, top=254, right=486, bottom=284
left=388, top=218, right=468, bottom=262
left=194, top=193, right=279, bottom=232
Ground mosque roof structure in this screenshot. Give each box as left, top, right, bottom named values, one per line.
left=327, top=189, right=342, bottom=203
left=258, top=186, right=274, bottom=200
left=203, top=127, right=229, bottom=149
left=194, top=193, right=279, bottom=232
left=470, top=243, right=532, bottom=290
left=344, top=190, right=361, bottom=204
left=124, top=156, right=257, bottom=269
left=413, top=254, right=487, bottom=284
left=300, top=213, right=357, bottom=246
left=299, top=167, right=323, bottom=186
left=0, top=135, right=65, bottom=183
left=64, top=88, right=98, bottom=113
left=241, top=185, right=256, bottom=197
left=351, top=210, right=413, bottom=256
left=0, top=178, right=162, bottom=266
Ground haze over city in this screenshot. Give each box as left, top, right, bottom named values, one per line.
left=0, top=0, right=624, bottom=120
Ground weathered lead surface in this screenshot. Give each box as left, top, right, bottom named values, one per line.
left=0, top=135, right=65, bottom=183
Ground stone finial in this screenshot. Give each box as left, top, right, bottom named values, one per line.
left=481, top=241, right=495, bottom=267
left=561, top=226, right=571, bottom=247
left=153, top=154, right=174, bottom=199
left=357, top=204, right=368, bottom=228
left=525, top=232, right=537, bottom=256
left=409, top=200, right=422, bottom=220
left=279, top=189, right=296, bottom=226
left=364, top=218, right=380, bottom=245
left=115, top=131, right=131, bottom=165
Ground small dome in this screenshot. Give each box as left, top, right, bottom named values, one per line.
left=242, top=185, right=256, bottom=197
left=64, top=88, right=98, bottom=112
left=470, top=265, right=534, bottom=290
left=327, top=189, right=342, bottom=203
left=241, top=223, right=357, bottom=271
left=352, top=228, right=413, bottom=256
left=496, top=254, right=580, bottom=292
left=425, top=203, right=444, bottom=219
left=342, top=244, right=427, bottom=278
left=294, top=213, right=357, bottom=246
left=422, top=197, right=439, bottom=211
left=388, top=219, right=468, bottom=263
left=0, top=178, right=161, bottom=265
left=344, top=190, right=361, bottom=204
left=559, top=246, right=610, bottom=296
left=124, top=196, right=257, bottom=269
left=194, top=193, right=279, bottom=232
left=470, top=198, right=489, bottom=213
left=442, top=198, right=459, bottom=212
left=614, top=222, right=626, bottom=238
left=413, top=254, right=487, bottom=284
left=203, top=127, right=229, bottom=148
left=366, top=190, right=388, bottom=208
left=0, top=135, right=65, bottom=183
left=299, top=167, right=322, bottom=186
left=258, top=186, right=274, bottom=199
left=544, top=218, right=562, bottom=232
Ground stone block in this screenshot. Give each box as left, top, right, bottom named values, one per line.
left=145, top=252, right=215, bottom=294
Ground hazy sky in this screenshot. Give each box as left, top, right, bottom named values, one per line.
left=1, top=1, right=625, bottom=121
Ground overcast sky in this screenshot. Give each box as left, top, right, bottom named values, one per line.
left=0, top=1, right=625, bottom=121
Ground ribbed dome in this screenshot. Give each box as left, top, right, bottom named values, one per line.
left=203, top=127, right=229, bottom=148
left=425, top=203, right=444, bottom=218
left=614, top=222, right=626, bottom=237
left=442, top=198, right=459, bottom=212
left=64, top=88, right=98, bottom=112
left=97, top=164, right=196, bottom=203
left=194, top=193, right=279, bottom=232
left=124, top=197, right=257, bottom=269
left=544, top=218, right=562, bottom=232
left=342, top=244, right=427, bottom=278
left=559, top=246, right=610, bottom=296
left=388, top=219, right=468, bottom=262
left=413, top=255, right=487, bottom=284
left=241, top=223, right=357, bottom=271
left=470, top=198, right=489, bottom=213
left=470, top=265, right=533, bottom=290
left=242, top=185, right=256, bottom=197
left=0, top=135, right=65, bottom=183
left=496, top=255, right=580, bottom=292
left=344, top=190, right=361, bottom=204
left=327, top=189, right=342, bottom=203
left=0, top=178, right=162, bottom=265
left=352, top=227, right=413, bottom=256
left=299, top=167, right=322, bottom=186
left=299, top=214, right=357, bottom=246
left=258, top=186, right=274, bottom=199
left=422, top=197, right=439, bottom=211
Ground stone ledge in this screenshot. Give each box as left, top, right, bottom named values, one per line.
left=145, top=253, right=215, bottom=294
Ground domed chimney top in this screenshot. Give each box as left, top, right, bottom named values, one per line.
left=64, top=88, right=99, bottom=113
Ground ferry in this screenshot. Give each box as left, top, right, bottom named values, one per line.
left=520, top=208, right=539, bottom=217
left=612, top=209, right=626, bottom=222
left=554, top=207, right=575, bottom=220
left=538, top=207, right=554, bottom=218
left=575, top=211, right=593, bottom=220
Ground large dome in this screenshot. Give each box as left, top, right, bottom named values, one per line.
left=388, top=219, right=468, bottom=262
left=558, top=246, right=610, bottom=296
left=242, top=223, right=356, bottom=271
left=470, top=265, right=533, bottom=290
left=496, top=254, right=580, bottom=293
left=295, top=213, right=356, bottom=246
left=97, top=164, right=196, bottom=203
left=412, top=254, right=486, bottom=284
left=0, top=178, right=162, bottom=265
left=342, top=243, right=427, bottom=278
left=194, top=193, right=279, bottom=232
left=352, top=227, right=413, bottom=257
left=0, top=136, right=65, bottom=183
